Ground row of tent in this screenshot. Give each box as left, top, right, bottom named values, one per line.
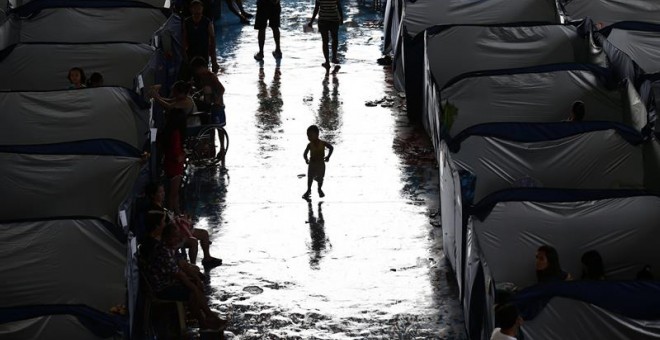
left=0, top=0, right=184, bottom=338
left=383, top=0, right=660, bottom=339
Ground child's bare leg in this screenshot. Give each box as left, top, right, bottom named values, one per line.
left=192, top=228, right=212, bottom=259
left=303, top=175, right=312, bottom=198
left=317, top=178, right=325, bottom=197
left=186, top=238, right=199, bottom=264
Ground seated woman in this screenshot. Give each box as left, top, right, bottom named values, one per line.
left=139, top=210, right=168, bottom=262
left=147, top=223, right=226, bottom=330
left=536, top=245, right=572, bottom=283
left=581, top=250, right=606, bottom=280
left=145, top=182, right=223, bottom=270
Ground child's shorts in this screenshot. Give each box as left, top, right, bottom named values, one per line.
left=308, top=161, right=325, bottom=181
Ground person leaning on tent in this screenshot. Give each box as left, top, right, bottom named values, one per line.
left=146, top=222, right=227, bottom=330
left=183, top=0, right=220, bottom=73
left=536, top=245, right=573, bottom=283
left=150, top=81, right=196, bottom=215
left=491, top=303, right=523, bottom=340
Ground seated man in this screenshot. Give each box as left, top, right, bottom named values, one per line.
left=147, top=223, right=226, bottom=330
left=145, top=182, right=223, bottom=270
left=191, top=57, right=228, bottom=168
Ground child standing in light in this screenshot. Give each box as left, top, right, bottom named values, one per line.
left=303, top=125, right=334, bottom=199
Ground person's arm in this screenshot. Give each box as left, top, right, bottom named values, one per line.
left=152, top=92, right=176, bottom=110
left=213, top=77, right=225, bottom=106
left=208, top=22, right=219, bottom=72
left=303, top=144, right=310, bottom=164
left=182, top=20, right=189, bottom=58
left=324, top=141, right=334, bottom=161
left=308, top=0, right=320, bottom=27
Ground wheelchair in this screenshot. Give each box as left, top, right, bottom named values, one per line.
left=183, top=102, right=229, bottom=168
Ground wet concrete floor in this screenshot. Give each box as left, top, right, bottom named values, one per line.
left=183, top=0, right=465, bottom=338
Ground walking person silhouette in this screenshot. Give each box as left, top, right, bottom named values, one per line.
left=302, top=125, right=334, bottom=199
left=307, top=0, right=343, bottom=70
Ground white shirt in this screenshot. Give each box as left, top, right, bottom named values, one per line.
left=491, top=328, right=517, bottom=340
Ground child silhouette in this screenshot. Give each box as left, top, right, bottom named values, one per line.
left=303, top=125, right=334, bottom=199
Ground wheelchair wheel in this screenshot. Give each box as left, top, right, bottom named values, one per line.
left=188, top=124, right=229, bottom=167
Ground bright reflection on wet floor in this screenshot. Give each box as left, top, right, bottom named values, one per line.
left=183, top=1, right=465, bottom=338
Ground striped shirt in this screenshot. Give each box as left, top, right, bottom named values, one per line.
left=318, top=0, right=340, bottom=22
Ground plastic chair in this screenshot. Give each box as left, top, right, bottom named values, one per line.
left=138, top=259, right=187, bottom=338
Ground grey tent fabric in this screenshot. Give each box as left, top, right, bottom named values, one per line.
left=453, top=130, right=645, bottom=203
left=0, top=315, right=109, bottom=340
left=0, top=153, right=140, bottom=222
left=438, top=141, right=464, bottom=296
left=0, top=13, right=17, bottom=50
left=439, top=69, right=625, bottom=137
left=10, top=7, right=168, bottom=44
left=425, top=25, right=592, bottom=91
left=382, top=0, right=401, bottom=54
left=402, top=0, right=559, bottom=39
left=606, top=28, right=660, bottom=74
left=0, top=42, right=156, bottom=91
left=8, top=0, right=169, bottom=9
left=561, top=0, right=660, bottom=26
left=473, top=196, right=660, bottom=288
left=0, top=88, right=148, bottom=149
left=522, top=297, right=660, bottom=340
left=0, top=219, right=126, bottom=311
left=463, top=223, right=496, bottom=340
left=392, top=0, right=561, bottom=90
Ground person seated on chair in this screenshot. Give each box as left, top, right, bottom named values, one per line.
left=190, top=57, right=225, bottom=122
left=145, top=182, right=223, bottom=270
left=536, top=245, right=572, bottom=283
left=147, top=223, right=226, bottom=330
left=191, top=56, right=228, bottom=168
left=491, top=303, right=523, bottom=340
left=140, top=209, right=169, bottom=262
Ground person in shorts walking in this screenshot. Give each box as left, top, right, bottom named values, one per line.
left=254, top=0, right=282, bottom=61
left=308, top=0, right=343, bottom=69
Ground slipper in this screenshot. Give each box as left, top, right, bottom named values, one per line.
left=202, top=257, right=223, bottom=270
